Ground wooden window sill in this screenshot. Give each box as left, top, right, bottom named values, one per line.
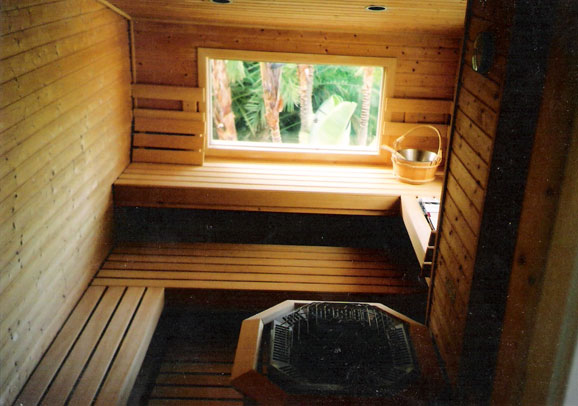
left=113, top=159, right=442, bottom=216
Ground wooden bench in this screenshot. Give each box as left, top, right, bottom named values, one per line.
left=91, top=242, right=426, bottom=295
left=14, top=286, right=164, bottom=406
left=113, top=161, right=441, bottom=275
left=113, top=161, right=442, bottom=216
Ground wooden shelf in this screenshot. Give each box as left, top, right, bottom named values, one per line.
left=113, top=160, right=442, bottom=216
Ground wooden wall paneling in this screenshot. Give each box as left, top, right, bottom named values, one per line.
left=133, top=20, right=462, bottom=48
left=0, top=45, right=128, bottom=159
left=1, top=15, right=126, bottom=84
left=455, top=87, right=498, bottom=134
left=445, top=172, right=482, bottom=233
left=431, top=271, right=466, bottom=346
left=455, top=0, right=556, bottom=399
left=0, top=1, right=132, bottom=404
left=133, top=23, right=458, bottom=167
left=437, top=238, right=473, bottom=308
left=0, top=112, right=131, bottom=370
left=0, top=36, right=127, bottom=137
left=429, top=0, right=561, bottom=401
left=0, top=7, right=121, bottom=62
left=386, top=98, right=453, bottom=115
left=453, top=111, right=493, bottom=165
left=0, top=70, right=129, bottom=241
left=0, top=132, right=131, bottom=404
left=0, top=81, right=131, bottom=291
left=451, top=128, right=490, bottom=188
left=0, top=0, right=102, bottom=36
left=1, top=49, right=129, bottom=310
left=442, top=193, right=478, bottom=258
left=0, top=33, right=126, bottom=114
left=428, top=293, right=461, bottom=382
left=448, top=154, right=485, bottom=213
left=132, top=21, right=460, bottom=115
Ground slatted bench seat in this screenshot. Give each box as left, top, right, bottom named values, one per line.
left=113, top=161, right=442, bottom=216
left=91, top=242, right=426, bottom=295
left=14, top=286, right=164, bottom=406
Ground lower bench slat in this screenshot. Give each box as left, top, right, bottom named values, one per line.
left=91, top=242, right=425, bottom=296
left=95, top=287, right=164, bottom=406
left=68, top=287, right=145, bottom=405
left=14, top=286, right=164, bottom=406
left=14, top=286, right=105, bottom=406
left=41, top=287, right=125, bottom=406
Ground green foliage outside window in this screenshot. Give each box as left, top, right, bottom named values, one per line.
left=210, top=59, right=384, bottom=148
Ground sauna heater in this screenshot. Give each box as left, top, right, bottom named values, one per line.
left=268, top=302, right=419, bottom=397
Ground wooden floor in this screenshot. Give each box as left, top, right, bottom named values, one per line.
left=92, top=242, right=426, bottom=295
left=129, top=308, right=252, bottom=405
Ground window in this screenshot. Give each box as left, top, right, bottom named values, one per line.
left=198, top=49, right=396, bottom=163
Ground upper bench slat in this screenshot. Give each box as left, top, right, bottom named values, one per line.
left=114, top=161, right=442, bottom=215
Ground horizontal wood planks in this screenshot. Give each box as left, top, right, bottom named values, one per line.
left=0, top=2, right=132, bottom=404
left=131, top=21, right=459, bottom=168
left=92, top=242, right=427, bottom=295
left=142, top=310, right=248, bottom=406
left=132, top=21, right=460, bottom=91
left=428, top=0, right=511, bottom=385
left=132, top=84, right=206, bottom=165
left=114, top=161, right=442, bottom=215
left=14, top=286, right=164, bottom=405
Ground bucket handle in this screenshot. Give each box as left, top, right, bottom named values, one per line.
left=391, top=124, right=443, bottom=163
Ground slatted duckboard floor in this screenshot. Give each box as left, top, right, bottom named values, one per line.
left=92, top=242, right=426, bottom=295
left=129, top=308, right=251, bottom=405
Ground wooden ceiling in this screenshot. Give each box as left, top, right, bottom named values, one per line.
left=103, top=0, right=467, bottom=37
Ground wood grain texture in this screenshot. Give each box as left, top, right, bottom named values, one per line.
left=95, top=287, right=165, bottom=406
left=130, top=20, right=459, bottom=166
left=131, top=83, right=206, bottom=165
left=0, top=2, right=132, bottom=404
left=92, top=242, right=427, bottom=295
left=13, top=286, right=164, bottom=406
left=114, top=161, right=442, bottom=215
left=427, top=0, right=511, bottom=387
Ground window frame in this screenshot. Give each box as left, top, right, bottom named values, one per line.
left=198, top=48, right=397, bottom=164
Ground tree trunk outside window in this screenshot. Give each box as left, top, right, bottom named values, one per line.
left=260, top=62, right=284, bottom=143
left=211, top=59, right=237, bottom=140
left=298, top=64, right=314, bottom=143
left=358, top=66, right=374, bottom=146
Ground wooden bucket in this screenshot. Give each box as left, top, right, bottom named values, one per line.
left=385, top=125, right=443, bottom=184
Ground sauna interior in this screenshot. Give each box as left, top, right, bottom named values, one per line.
left=1, top=0, right=577, bottom=405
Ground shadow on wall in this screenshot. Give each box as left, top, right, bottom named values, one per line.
left=115, top=207, right=415, bottom=252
